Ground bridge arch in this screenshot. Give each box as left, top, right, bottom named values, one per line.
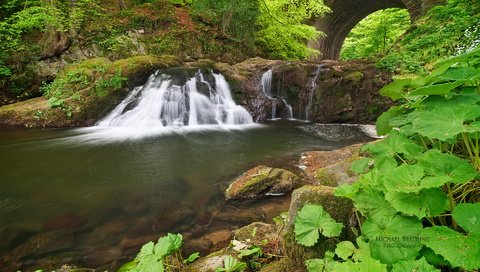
left=311, top=0, right=443, bottom=60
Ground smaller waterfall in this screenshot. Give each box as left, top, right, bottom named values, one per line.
left=281, top=99, right=293, bottom=119
left=97, top=70, right=253, bottom=128
left=261, top=69, right=277, bottom=119
left=305, top=65, right=323, bottom=121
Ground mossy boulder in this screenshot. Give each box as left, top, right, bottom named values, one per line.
left=225, top=166, right=302, bottom=200
left=282, top=185, right=356, bottom=269
left=0, top=55, right=182, bottom=127
left=260, top=258, right=300, bottom=272
left=233, top=222, right=279, bottom=246
left=184, top=248, right=236, bottom=272
left=297, top=143, right=363, bottom=186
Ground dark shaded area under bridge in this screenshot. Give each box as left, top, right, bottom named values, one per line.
left=310, top=0, right=446, bottom=60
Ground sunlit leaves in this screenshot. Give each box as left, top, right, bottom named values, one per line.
left=391, top=257, right=440, bottom=272
left=122, top=233, right=184, bottom=272
left=418, top=150, right=476, bottom=183
left=361, top=213, right=423, bottom=264
left=421, top=226, right=480, bottom=270
left=294, top=204, right=343, bottom=247
left=410, top=105, right=480, bottom=141
left=216, top=255, right=247, bottom=272
left=452, top=203, right=480, bottom=235
left=385, top=188, right=449, bottom=219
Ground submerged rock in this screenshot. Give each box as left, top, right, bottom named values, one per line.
left=12, top=230, right=74, bottom=261
left=282, top=185, right=356, bottom=268
left=225, top=166, right=302, bottom=200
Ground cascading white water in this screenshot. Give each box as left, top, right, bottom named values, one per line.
left=97, top=70, right=253, bottom=128
left=260, top=69, right=277, bottom=119
left=260, top=69, right=295, bottom=120
left=304, top=65, right=323, bottom=121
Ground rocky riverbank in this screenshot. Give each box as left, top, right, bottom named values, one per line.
left=0, top=56, right=393, bottom=128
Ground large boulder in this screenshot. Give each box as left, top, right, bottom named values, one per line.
left=282, top=185, right=356, bottom=269
left=225, top=166, right=302, bottom=200
left=297, top=143, right=363, bottom=186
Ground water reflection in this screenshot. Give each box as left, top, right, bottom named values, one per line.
left=0, top=121, right=373, bottom=271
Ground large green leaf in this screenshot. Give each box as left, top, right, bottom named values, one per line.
left=383, top=164, right=452, bottom=193
left=351, top=186, right=397, bottom=217
left=334, top=237, right=371, bottom=262
left=379, top=78, right=413, bottom=100
left=221, top=255, right=247, bottom=272
left=134, top=255, right=164, bottom=272
left=418, top=149, right=476, bottom=183
left=305, top=256, right=335, bottom=272
left=335, top=241, right=356, bottom=260
left=137, top=241, right=154, bottom=259
left=409, top=81, right=466, bottom=96
left=421, top=226, right=480, bottom=270
left=332, top=257, right=388, bottom=272
left=361, top=213, right=423, bottom=264
left=385, top=188, right=449, bottom=219
left=422, top=88, right=480, bottom=110
left=411, top=105, right=480, bottom=141
left=376, top=105, right=404, bottom=135
left=390, top=257, right=440, bottom=272
left=154, top=233, right=183, bottom=258
left=452, top=203, right=480, bottom=235
left=294, top=204, right=343, bottom=247
left=350, top=157, right=373, bottom=174
left=383, top=164, right=424, bottom=192
left=362, top=130, right=423, bottom=161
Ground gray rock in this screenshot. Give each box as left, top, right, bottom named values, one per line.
left=225, top=166, right=302, bottom=200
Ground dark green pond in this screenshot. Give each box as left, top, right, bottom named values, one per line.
left=0, top=121, right=373, bottom=271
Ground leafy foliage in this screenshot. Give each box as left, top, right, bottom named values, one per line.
left=215, top=255, right=247, bottom=272
left=119, top=233, right=200, bottom=272
left=340, top=8, right=410, bottom=60
left=377, top=0, right=480, bottom=73
left=299, top=48, right=480, bottom=271
left=255, top=0, right=330, bottom=59
left=294, top=204, right=343, bottom=247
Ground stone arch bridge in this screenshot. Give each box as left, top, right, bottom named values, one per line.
left=311, top=0, right=445, bottom=60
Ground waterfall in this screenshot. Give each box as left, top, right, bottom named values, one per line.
left=260, top=69, right=277, bottom=119
left=97, top=70, right=253, bottom=128
left=305, top=65, right=322, bottom=121
left=281, top=99, right=293, bottom=119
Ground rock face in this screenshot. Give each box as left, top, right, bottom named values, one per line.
left=282, top=185, right=356, bottom=268
left=225, top=166, right=302, bottom=200
left=215, top=58, right=393, bottom=124
left=0, top=56, right=392, bottom=127
left=297, top=143, right=363, bottom=186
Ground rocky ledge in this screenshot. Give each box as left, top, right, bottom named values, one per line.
left=0, top=56, right=392, bottom=128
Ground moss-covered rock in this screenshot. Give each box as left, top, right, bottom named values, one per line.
left=282, top=185, right=356, bottom=269
left=297, top=143, right=363, bottom=186
left=0, top=55, right=182, bottom=127
left=184, top=248, right=235, bottom=272
left=225, top=166, right=302, bottom=200
left=233, top=222, right=279, bottom=246
left=260, top=258, right=300, bottom=272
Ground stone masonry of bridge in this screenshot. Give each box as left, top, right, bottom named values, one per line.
left=310, top=0, right=446, bottom=60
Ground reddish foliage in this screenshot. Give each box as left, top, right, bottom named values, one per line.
left=175, top=7, right=196, bottom=32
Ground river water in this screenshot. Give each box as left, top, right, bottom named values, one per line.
left=0, top=121, right=373, bottom=271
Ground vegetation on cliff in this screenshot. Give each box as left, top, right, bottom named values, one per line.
left=0, top=0, right=329, bottom=104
